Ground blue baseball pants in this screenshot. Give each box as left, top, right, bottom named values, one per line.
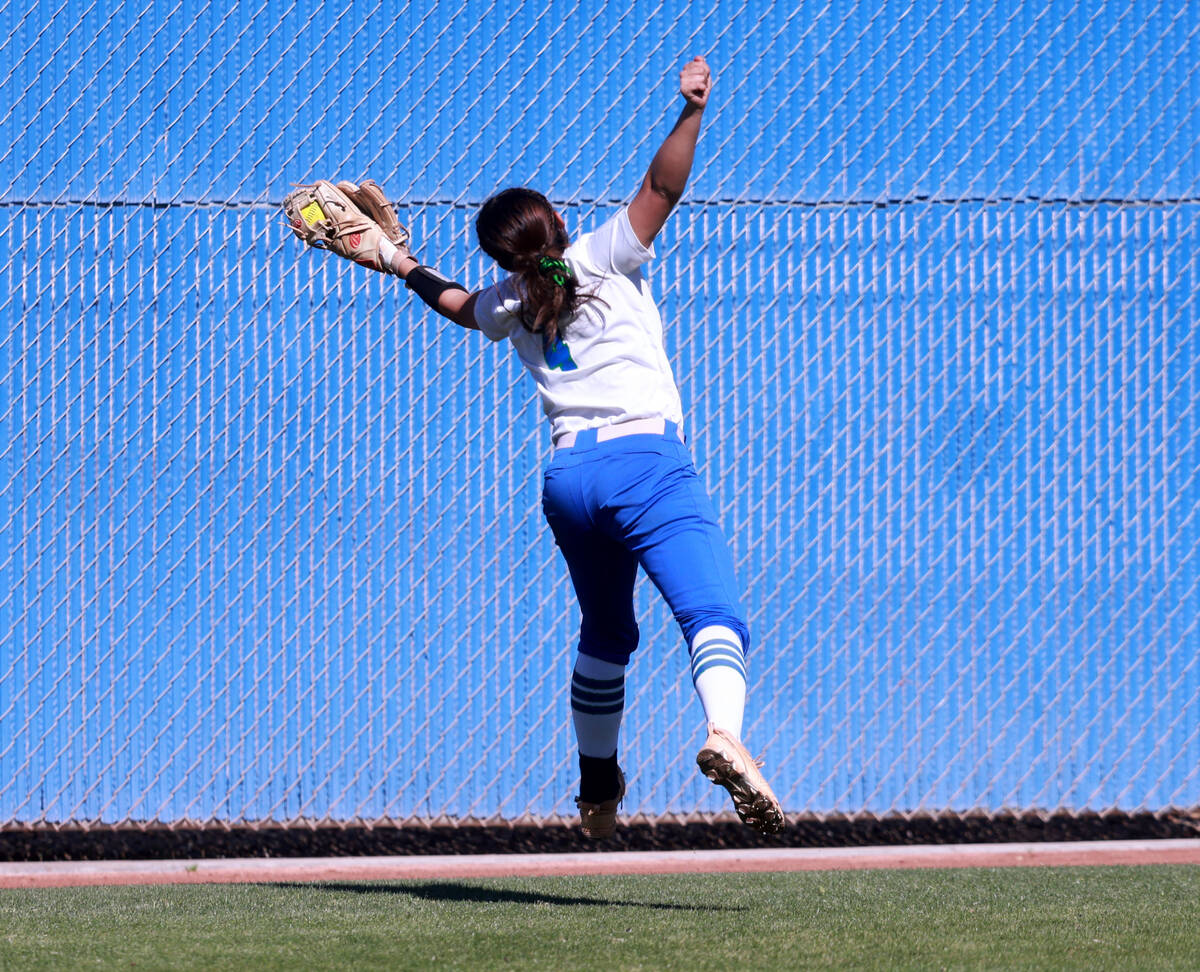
left=541, top=427, right=750, bottom=666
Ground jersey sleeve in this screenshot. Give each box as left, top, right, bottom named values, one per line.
left=577, top=207, right=655, bottom=276
left=472, top=277, right=522, bottom=342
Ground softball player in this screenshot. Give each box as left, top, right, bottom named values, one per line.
left=385, top=56, right=783, bottom=836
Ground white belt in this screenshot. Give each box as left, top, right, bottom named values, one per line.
left=555, top=417, right=684, bottom=450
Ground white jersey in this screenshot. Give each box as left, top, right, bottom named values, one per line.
left=472, top=207, right=685, bottom=444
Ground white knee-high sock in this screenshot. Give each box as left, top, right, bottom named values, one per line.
left=689, top=625, right=747, bottom=739
left=570, top=653, right=627, bottom=758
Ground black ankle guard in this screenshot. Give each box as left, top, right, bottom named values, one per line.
left=578, top=752, right=621, bottom=804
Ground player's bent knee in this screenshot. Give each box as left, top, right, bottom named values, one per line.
left=578, top=619, right=640, bottom=666
left=679, top=612, right=750, bottom=655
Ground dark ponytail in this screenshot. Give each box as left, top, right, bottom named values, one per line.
left=475, top=187, right=594, bottom=344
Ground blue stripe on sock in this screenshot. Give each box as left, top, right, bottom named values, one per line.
left=571, top=681, right=624, bottom=697
left=689, top=638, right=742, bottom=659
left=690, top=644, right=746, bottom=671
left=571, top=673, right=625, bottom=691
left=571, top=699, right=626, bottom=716
left=690, top=644, right=747, bottom=679
left=691, top=642, right=744, bottom=661
left=571, top=685, right=625, bottom=705
left=691, top=656, right=748, bottom=681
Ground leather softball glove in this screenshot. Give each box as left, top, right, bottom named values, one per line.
left=283, top=178, right=410, bottom=273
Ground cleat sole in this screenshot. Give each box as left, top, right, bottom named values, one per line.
left=697, top=750, right=785, bottom=835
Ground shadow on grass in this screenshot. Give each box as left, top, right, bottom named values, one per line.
left=273, top=880, right=746, bottom=912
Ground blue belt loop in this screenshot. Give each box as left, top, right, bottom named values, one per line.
left=664, top=420, right=680, bottom=443
left=576, top=427, right=599, bottom=449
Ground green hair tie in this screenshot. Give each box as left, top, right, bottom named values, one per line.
left=537, top=256, right=571, bottom=288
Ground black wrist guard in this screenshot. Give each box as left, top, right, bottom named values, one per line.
left=406, top=265, right=467, bottom=312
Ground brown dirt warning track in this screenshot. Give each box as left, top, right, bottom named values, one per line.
left=2, top=840, right=1199, bottom=889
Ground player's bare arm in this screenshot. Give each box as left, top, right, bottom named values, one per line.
left=388, top=251, right=480, bottom=331
left=627, top=55, right=713, bottom=248
left=433, top=287, right=480, bottom=332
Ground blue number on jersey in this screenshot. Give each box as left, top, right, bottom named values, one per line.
left=543, top=332, right=578, bottom=371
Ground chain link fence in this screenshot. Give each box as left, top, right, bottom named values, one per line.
left=1, top=0, right=1198, bottom=828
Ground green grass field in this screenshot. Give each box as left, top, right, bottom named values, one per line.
left=1, top=866, right=1198, bottom=970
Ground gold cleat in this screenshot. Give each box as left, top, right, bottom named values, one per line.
left=697, top=726, right=785, bottom=835
left=575, top=768, right=626, bottom=840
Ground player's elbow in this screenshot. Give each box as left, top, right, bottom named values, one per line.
left=449, top=292, right=480, bottom=331
left=647, top=175, right=683, bottom=209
